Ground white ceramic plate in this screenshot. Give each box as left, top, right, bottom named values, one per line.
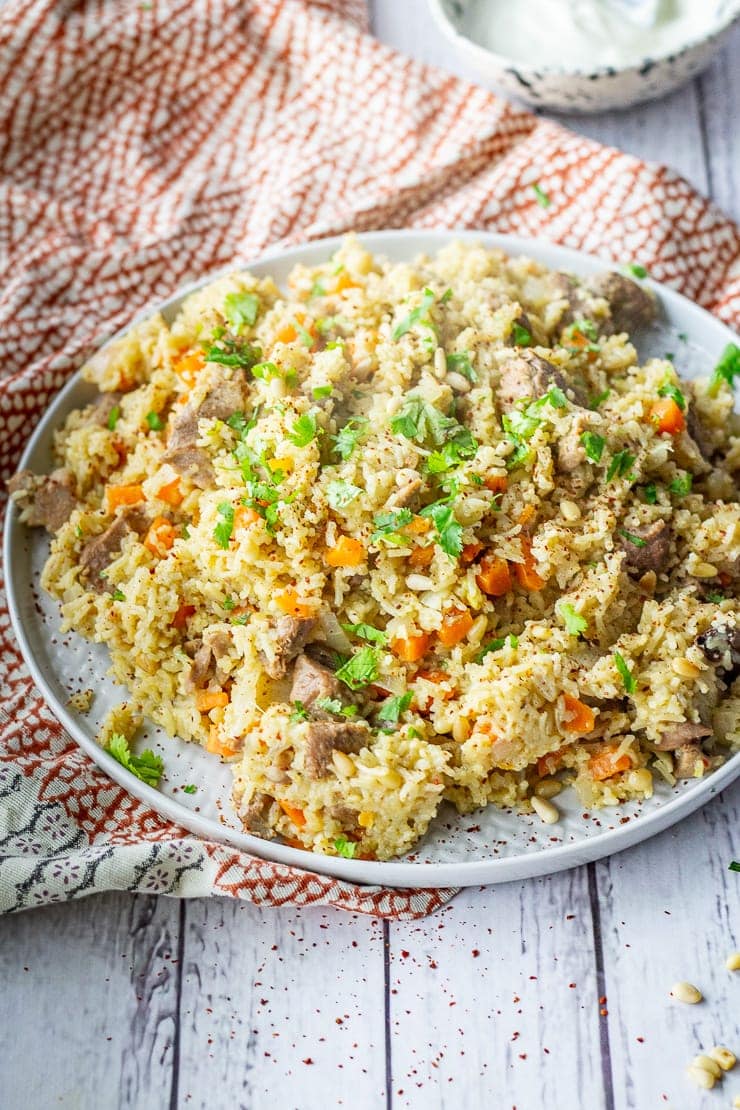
left=5, top=230, right=739, bottom=888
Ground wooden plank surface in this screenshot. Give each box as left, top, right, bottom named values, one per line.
left=1, top=5, right=739, bottom=1109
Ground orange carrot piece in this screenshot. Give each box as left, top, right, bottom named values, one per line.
left=561, top=693, right=596, bottom=734
left=588, top=747, right=632, bottom=781
left=484, top=474, right=508, bottom=494
left=326, top=535, right=366, bottom=568
left=105, top=484, right=145, bottom=512
left=157, top=478, right=183, bottom=506
left=391, top=632, right=431, bottom=663
left=279, top=801, right=306, bottom=827
left=437, top=608, right=474, bottom=648
left=461, top=542, right=484, bottom=566
left=649, top=397, right=685, bottom=435
left=408, top=544, right=435, bottom=568
left=196, top=690, right=229, bottom=712
left=234, top=505, right=261, bottom=530
left=206, top=726, right=237, bottom=758
left=334, top=272, right=361, bottom=294
left=171, top=603, right=195, bottom=629
left=175, top=350, right=205, bottom=386
left=518, top=505, right=536, bottom=527
left=144, top=516, right=177, bottom=555
left=275, top=587, right=316, bottom=620
left=514, top=537, right=545, bottom=591
left=537, top=747, right=567, bottom=778
left=404, top=514, right=433, bottom=536
left=476, top=553, right=512, bottom=597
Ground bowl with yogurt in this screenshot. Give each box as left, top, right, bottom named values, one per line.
left=429, top=0, right=740, bottom=111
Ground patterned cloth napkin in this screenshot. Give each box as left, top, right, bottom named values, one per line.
left=0, top=0, right=738, bottom=919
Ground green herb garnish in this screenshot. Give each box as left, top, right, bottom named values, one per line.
left=106, top=733, right=163, bottom=787
left=511, top=322, right=532, bottom=347
left=182, top=784, right=197, bottom=795
left=476, top=634, right=518, bottom=662
left=342, top=622, right=388, bottom=646
left=589, top=390, right=610, bottom=408
left=204, top=337, right=262, bottom=371
left=371, top=508, right=414, bottom=546
left=533, top=183, right=551, bottom=208
left=606, top=449, right=636, bottom=483
left=146, top=411, right=164, bottom=431
left=290, top=700, right=309, bottom=722
left=111, top=588, right=126, bottom=601
left=288, top=411, right=320, bottom=447
left=613, top=650, right=637, bottom=694
left=224, top=290, right=259, bottom=331
left=708, top=342, right=740, bottom=397
left=658, top=380, right=686, bottom=411
left=313, top=384, right=334, bottom=400
left=223, top=596, right=236, bottom=610
left=445, top=351, right=477, bottom=383
left=669, top=472, right=692, bottom=496
left=334, top=837, right=357, bottom=859
left=326, top=479, right=362, bottom=510
left=392, top=288, right=436, bottom=342
left=625, top=262, right=648, bottom=280
left=643, top=483, right=658, bottom=504
left=107, top=405, right=121, bottom=431
left=618, top=528, right=647, bottom=548
left=377, top=691, right=413, bottom=724
left=580, top=431, right=605, bottom=462
left=557, top=602, right=587, bottom=637
left=419, top=500, right=463, bottom=560
left=213, top=502, right=235, bottom=549
left=332, top=416, right=368, bottom=460
left=335, top=646, right=380, bottom=691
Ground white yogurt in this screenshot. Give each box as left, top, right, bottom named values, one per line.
left=460, top=0, right=722, bottom=70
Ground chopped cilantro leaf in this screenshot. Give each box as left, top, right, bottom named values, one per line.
left=643, top=483, right=658, bottom=504
left=227, top=409, right=259, bottom=439
left=419, top=501, right=463, bottom=560
left=223, top=596, right=236, bottom=610
left=613, top=650, right=637, bottom=694
left=708, top=342, right=740, bottom=397
left=535, top=386, right=568, bottom=410
left=182, top=784, right=197, bottom=795
left=146, top=411, right=164, bottom=431
left=445, top=350, right=477, bottom=382
left=251, top=361, right=282, bottom=381
left=111, top=588, right=126, bottom=601
left=730, top=860, right=740, bottom=872
left=625, top=262, right=648, bottom=280
left=440, top=288, right=453, bottom=304
left=290, top=700, right=309, bottom=722
left=391, top=396, right=457, bottom=445
left=557, top=602, right=588, bottom=637
left=669, top=472, right=692, bottom=496
left=224, top=290, right=260, bottom=331
left=326, top=479, right=362, bottom=510
left=606, top=449, right=636, bottom=483
left=377, top=691, right=413, bottom=724
left=511, top=322, right=532, bottom=347
left=392, top=288, right=436, bottom=342
left=533, top=182, right=550, bottom=208
left=315, top=696, right=344, bottom=715
left=335, top=646, right=380, bottom=690
left=334, top=836, right=357, bottom=859
left=312, top=384, right=333, bottom=399
left=310, top=280, right=326, bottom=299
left=589, top=390, right=610, bottom=408
left=371, top=509, right=413, bottom=546
left=342, top=622, right=388, bottom=646
left=618, top=528, right=647, bottom=548
left=332, top=417, right=368, bottom=460
left=705, top=591, right=725, bottom=603
left=657, top=380, right=686, bottom=410
left=106, top=733, right=163, bottom=787
left=204, top=337, right=262, bottom=371
left=288, top=411, right=320, bottom=447
left=294, top=319, right=316, bottom=349
left=476, top=634, right=518, bottom=663
left=214, top=502, right=235, bottom=549
left=231, top=613, right=250, bottom=625
left=107, top=405, right=121, bottom=431
left=581, top=431, right=605, bottom=463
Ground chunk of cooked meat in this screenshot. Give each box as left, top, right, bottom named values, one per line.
left=162, top=444, right=214, bottom=488
left=186, top=632, right=231, bottom=691
left=7, top=468, right=78, bottom=533
left=303, top=719, right=370, bottom=779
left=197, top=379, right=246, bottom=421
left=673, top=742, right=710, bottom=778
left=617, top=519, right=671, bottom=574
left=261, top=617, right=317, bottom=680
left=88, top=391, right=123, bottom=427
left=167, top=406, right=199, bottom=451
left=290, top=653, right=343, bottom=707
left=654, top=721, right=712, bottom=751
left=696, top=621, right=740, bottom=673
left=549, top=272, right=592, bottom=329
left=586, top=272, right=657, bottom=333
left=208, top=630, right=233, bottom=661
left=498, top=350, right=585, bottom=409
left=240, top=791, right=275, bottom=838
left=79, top=506, right=149, bottom=591
left=685, top=391, right=713, bottom=463
left=385, top=476, right=423, bottom=510
left=330, top=803, right=360, bottom=832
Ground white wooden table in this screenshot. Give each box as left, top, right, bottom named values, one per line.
left=2, top=6, right=739, bottom=1108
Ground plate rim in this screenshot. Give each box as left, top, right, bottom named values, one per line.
left=5, top=227, right=740, bottom=889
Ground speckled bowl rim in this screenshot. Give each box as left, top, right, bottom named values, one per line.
left=5, top=229, right=740, bottom=889
left=428, top=0, right=740, bottom=80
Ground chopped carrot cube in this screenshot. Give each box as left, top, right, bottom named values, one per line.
left=171, top=603, right=195, bottom=629
left=326, top=535, right=366, bottom=568
left=105, top=483, right=145, bottom=512
left=404, top=515, right=432, bottom=536
left=174, top=350, right=205, bottom=386
left=391, top=632, right=431, bottom=663
left=157, top=478, right=183, bottom=506
left=408, top=544, right=435, bottom=568
left=206, top=726, right=237, bottom=758
left=484, top=474, right=508, bottom=494
left=279, top=801, right=306, bottom=827
left=537, top=747, right=567, bottom=777
left=461, top=542, right=484, bottom=566
left=649, top=397, right=685, bottom=435
left=514, top=537, right=545, bottom=591
left=234, top=505, right=261, bottom=530
left=437, top=608, right=474, bottom=648
left=334, top=272, right=361, bottom=293
left=588, top=745, right=632, bottom=781
left=561, top=693, right=596, bottom=734
left=275, top=587, right=317, bottom=619
left=196, top=690, right=229, bottom=712
left=476, top=553, right=512, bottom=597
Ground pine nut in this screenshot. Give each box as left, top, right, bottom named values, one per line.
left=446, top=371, right=471, bottom=394
left=692, top=1054, right=722, bottom=1079
left=531, top=795, right=560, bottom=824
left=726, top=952, right=740, bottom=971
left=693, top=561, right=718, bottom=578
left=638, top=570, right=656, bottom=593
left=709, top=1046, right=736, bottom=1071
left=452, top=717, right=470, bottom=743
left=535, top=778, right=563, bottom=799
left=331, top=750, right=355, bottom=777
left=406, top=573, right=435, bottom=591
left=670, top=981, right=702, bottom=1004
left=433, top=347, right=446, bottom=378
left=672, top=657, right=701, bottom=679
left=560, top=499, right=581, bottom=521
left=686, top=1065, right=715, bottom=1089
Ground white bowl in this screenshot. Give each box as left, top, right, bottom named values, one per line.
left=6, top=229, right=740, bottom=888
left=428, top=0, right=740, bottom=112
